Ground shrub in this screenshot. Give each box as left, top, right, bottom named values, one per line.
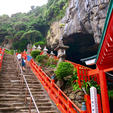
left=48, top=58, right=58, bottom=65
left=31, top=50, right=41, bottom=59
left=5, top=49, right=14, bottom=55
left=49, top=64, right=56, bottom=68
left=73, top=83, right=81, bottom=91
left=36, top=55, right=48, bottom=63
left=44, top=58, right=58, bottom=67
left=45, top=60, right=51, bottom=66
left=82, top=80, right=100, bottom=94
left=34, top=41, right=46, bottom=47
left=10, top=50, right=14, bottom=55
left=55, top=62, right=74, bottom=80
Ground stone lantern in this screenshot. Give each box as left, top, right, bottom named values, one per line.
left=27, top=44, right=30, bottom=51
left=27, top=44, right=30, bottom=54
left=43, top=46, right=48, bottom=55
left=37, top=45, right=41, bottom=51
left=50, top=51, right=55, bottom=58
left=27, top=44, right=30, bottom=50
left=55, top=39, right=69, bottom=64
left=32, top=45, right=36, bottom=51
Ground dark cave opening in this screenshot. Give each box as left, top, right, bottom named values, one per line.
left=63, top=33, right=99, bottom=68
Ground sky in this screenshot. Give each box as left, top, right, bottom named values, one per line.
left=0, top=0, right=48, bottom=16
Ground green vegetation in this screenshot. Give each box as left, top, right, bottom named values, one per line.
left=36, top=54, right=48, bottom=63
left=46, top=0, right=68, bottom=23
left=73, top=83, right=81, bottom=91
left=34, top=41, right=46, bottom=47
left=55, top=62, right=74, bottom=80
left=82, top=80, right=100, bottom=94
left=31, top=50, right=41, bottom=59
left=5, top=49, right=14, bottom=55
left=44, top=58, right=58, bottom=67
left=70, top=69, right=78, bottom=83
left=37, top=56, right=58, bottom=68
left=108, top=90, right=113, bottom=100
left=0, top=0, right=68, bottom=51
left=48, top=58, right=58, bottom=65
left=72, top=77, right=100, bottom=94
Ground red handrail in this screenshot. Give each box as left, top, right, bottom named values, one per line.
left=28, top=59, right=86, bottom=113
left=0, top=48, right=5, bottom=70
left=25, top=51, right=101, bottom=113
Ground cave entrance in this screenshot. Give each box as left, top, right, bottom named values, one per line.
left=63, top=33, right=99, bottom=65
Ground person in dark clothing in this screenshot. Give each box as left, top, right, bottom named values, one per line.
left=22, top=58, right=26, bottom=71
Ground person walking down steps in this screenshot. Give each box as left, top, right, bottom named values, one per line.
left=17, top=53, right=21, bottom=64
left=21, top=58, right=26, bottom=72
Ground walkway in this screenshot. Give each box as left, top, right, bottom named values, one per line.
left=0, top=53, right=59, bottom=113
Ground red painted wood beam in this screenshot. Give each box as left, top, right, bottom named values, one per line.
left=99, top=70, right=110, bottom=113
left=88, top=67, right=113, bottom=75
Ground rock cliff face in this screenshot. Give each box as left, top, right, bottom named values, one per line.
left=47, top=21, right=61, bottom=48
left=63, top=0, right=109, bottom=43
left=47, top=0, right=109, bottom=63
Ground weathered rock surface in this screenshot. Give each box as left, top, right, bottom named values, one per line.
left=63, top=0, right=109, bottom=43
left=56, top=80, right=64, bottom=89
left=47, top=0, right=109, bottom=63
left=64, top=86, right=85, bottom=108
left=47, top=21, right=62, bottom=48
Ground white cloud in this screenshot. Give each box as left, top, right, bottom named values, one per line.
left=0, top=0, right=48, bottom=16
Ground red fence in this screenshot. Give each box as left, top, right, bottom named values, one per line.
left=68, top=61, right=101, bottom=113
left=66, top=60, right=92, bottom=87
left=40, top=51, right=96, bottom=87
left=0, top=48, right=5, bottom=70
left=24, top=51, right=101, bottom=113
left=28, top=59, right=86, bottom=113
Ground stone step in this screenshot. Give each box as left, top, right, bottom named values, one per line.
left=0, top=85, right=42, bottom=89
left=1, top=72, right=18, bottom=75
left=0, top=105, right=56, bottom=112
left=0, top=94, right=47, bottom=98
left=40, top=111, right=58, bottom=113
left=0, top=54, right=59, bottom=113
left=0, top=103, right=53, bottom=109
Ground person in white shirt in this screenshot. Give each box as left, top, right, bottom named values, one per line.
left=17, top=54, right=21, bottom=62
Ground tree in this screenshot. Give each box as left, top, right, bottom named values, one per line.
left=14, top=30, right=25, bottom=40
left=31, top=5, right=35, bottom=10
left=14, top=22, right=27, bottom=31
left=21, top=30, right=43, bottom=43
left=0, top=0, right=69, bottom=51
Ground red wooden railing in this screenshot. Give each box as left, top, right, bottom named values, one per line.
left=28, top=59, right=86, bottom=113
left=0, top=48, right=5, bottom=70
left=66, top=61, right=102, bottom=113
left=65, top=60, right=92, bottom=87
left=23, top=51, right=102, bottom=113
left=42, top=51, right=99, bottom=87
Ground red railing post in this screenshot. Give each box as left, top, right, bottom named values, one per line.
left=99, top=70, right=110, bottom=113
left=50, top=79, right=54, bottom=96
left=0, top=48, right=5, bottom=70
left=57, top=90, right=61, bottom=106
left=67, top=100, right=73, bottom=113
left=97, top=94, right=102, bottom=113
left=84, top=94, right=91, bottom=113
left=77, top=66, right=81, bottom=87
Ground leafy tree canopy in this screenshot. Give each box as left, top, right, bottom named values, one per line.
left=0, top=0, right=68, bottom=51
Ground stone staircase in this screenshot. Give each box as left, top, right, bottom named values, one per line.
left=0, top=53, right=59, bottom=113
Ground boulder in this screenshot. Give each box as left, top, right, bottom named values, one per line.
left=56, top=80, right=64, bottom=89
left=69, top=93, right=75, bottom=100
